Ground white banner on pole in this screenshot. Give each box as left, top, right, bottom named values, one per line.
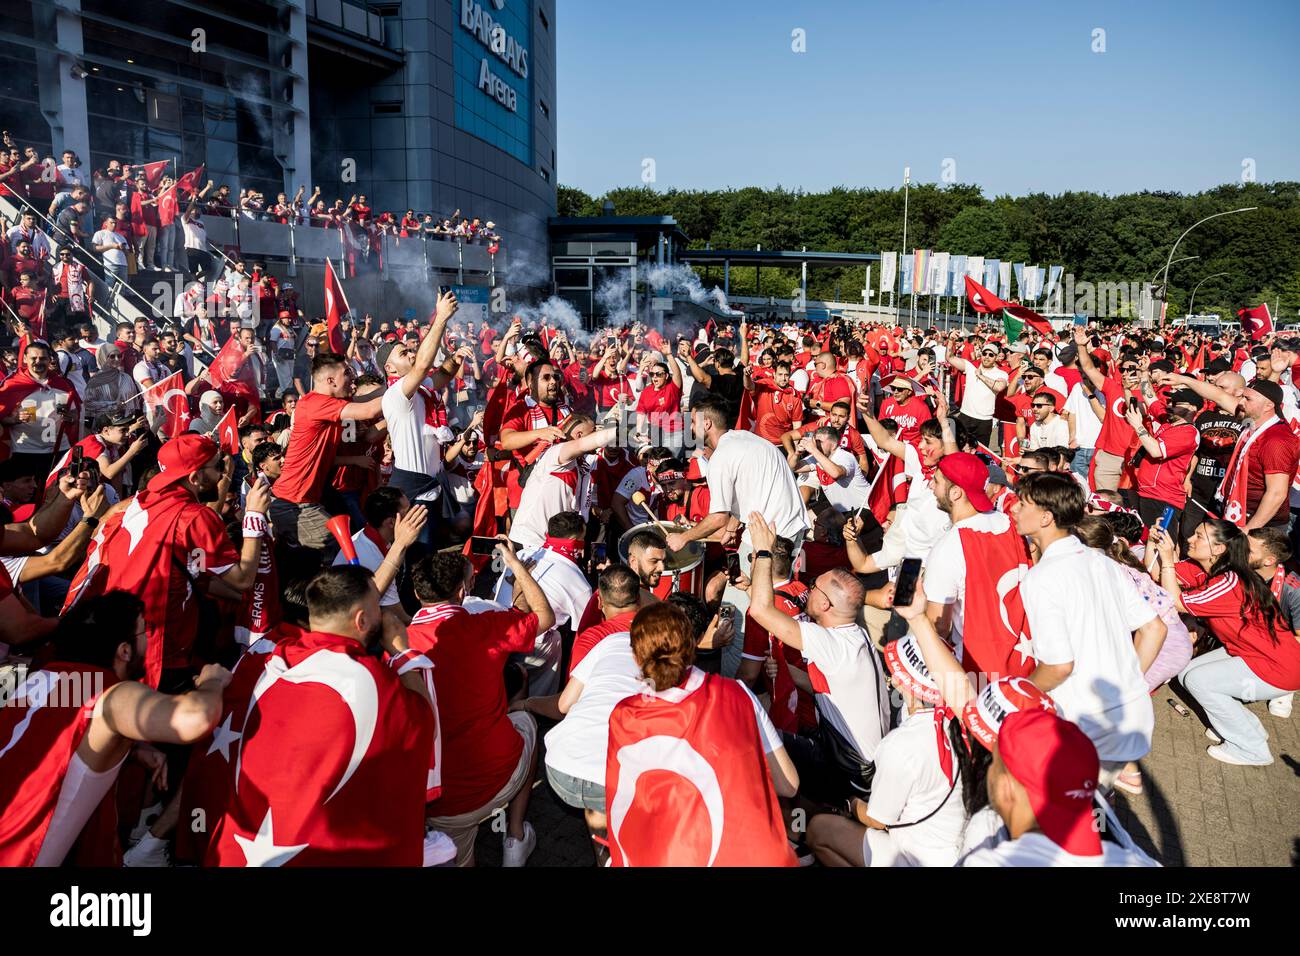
left=879, top=251, right=897, bottom=293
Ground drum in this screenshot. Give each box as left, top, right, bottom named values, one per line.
left=617, top=521, right=705, bottom=600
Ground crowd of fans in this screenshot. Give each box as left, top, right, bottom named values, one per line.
left=1, top=275, right=1296, bottom=871
left=0, top=131, right=502, bottom=322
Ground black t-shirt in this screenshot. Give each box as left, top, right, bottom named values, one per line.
left=1190, top=408, right=1247, bottom=499
left=158, top=350, right=188, bottom=382
left=697, top=369, right=744, bottom=419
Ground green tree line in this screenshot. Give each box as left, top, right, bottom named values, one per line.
left=557, top=182, right=1300, bottom=322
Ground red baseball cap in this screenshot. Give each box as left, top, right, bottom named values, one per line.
left=998, top=709, right=1102, bottom=857
left=937, top=452, right=994, bottom=512
left=148, top=433, right=219, bottom=493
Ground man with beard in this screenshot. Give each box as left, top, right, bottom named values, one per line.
left=0, top=591, right=231, bottom=866
left=748, top=360, right=804, bottom=445
left=1073, top=327, right=1144, bottom=492
left=572, top=528, right=666, bottom=634
left=62, top=434, right=273, bottom=690
left=499, top=358, right=572, bottom=513
left=785, top=400, right=872, bottom=475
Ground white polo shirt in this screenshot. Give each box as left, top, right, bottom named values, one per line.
left=707, top=428, right=808, bottom=545
left=798, top=619, right=889, bottom=761
left=1020, top=535, right=1156, bottom=762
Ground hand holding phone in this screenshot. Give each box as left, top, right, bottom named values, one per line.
left=892, top=557, right=923, bottom=608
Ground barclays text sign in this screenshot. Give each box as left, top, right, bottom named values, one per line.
left=454, top=0, right=533, bottom=164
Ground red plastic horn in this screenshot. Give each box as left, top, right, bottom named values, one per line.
left=326, top=514, right=359, bottom=565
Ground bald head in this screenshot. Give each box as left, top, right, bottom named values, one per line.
left=824, top=567, right=865, bottom=611
left=1218, top=371, right=1246, bottom=392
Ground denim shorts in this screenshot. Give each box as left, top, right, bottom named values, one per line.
left=545, top=764, right=606, bottom=812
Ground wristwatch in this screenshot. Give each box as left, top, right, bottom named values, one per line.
left=81, top=515, right=99, bottom=529
left=753, top=550, right=772, bottom=560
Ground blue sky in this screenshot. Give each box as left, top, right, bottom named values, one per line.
left=555, top=0, right=1299, bottom=197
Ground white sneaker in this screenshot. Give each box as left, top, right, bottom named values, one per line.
left=1268, top=694, right=1293, bottom=719
left=1205, top=726, right=1223, bottom=744
left=501, top=822, right=536, bottom=868
left=122, top=833, right=171, bottom=867
left=422, top=828, right=456, bottom=867
left=1206, top=744, right=1272, bottom=767
left=127, top=802, right=163, bottom=845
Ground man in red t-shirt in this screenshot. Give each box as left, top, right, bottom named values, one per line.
left=748, top=361, right=804, bottom=444
left=807, top=351, right=856, bottom=415
left=270, top=350, right=384, bottom=552
left=876, top=377, right=933, bottom=447
left=1075, top=328, right=1142, bottom=492
left=1127, top=389, right=1201, bottom=539
left=412, top=548, right=554, bottom=867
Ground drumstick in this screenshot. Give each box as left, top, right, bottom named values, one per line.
left=630, top=490, right=680, bottom=537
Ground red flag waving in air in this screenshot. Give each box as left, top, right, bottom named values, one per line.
left=127, top=159, right=170, bottom=190
left=324, top=259, right=350, bottom=353
left=606, top=668, right=796, bottom=867
left=1239, top=303, right=1274, bottom=341
left=214, top=405, right=239, bottom=454
left=965, top=276, right=1009, bottom=314
left=175, top=163, right=205, bottom=196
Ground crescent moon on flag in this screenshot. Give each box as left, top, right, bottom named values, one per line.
left=238, top=649, right=379, bottom=805
left=608, top=734, right=725, bottom=867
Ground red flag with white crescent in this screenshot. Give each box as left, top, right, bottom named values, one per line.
left=1239, top=303, right=1274, bottom=342
left=215, top=404, right=239, bottom=454
left=206, top=630, right=434, bottom=867
left=958, top=517, right=1036, bottom=679
left=324, top=259, right=349, bottom=353
left=605, top=668, right=795, bottom=867
left=126, top=159, right=170, bottom=190
left=964, top=275, right=1009, bottom=314
left=865, top=449, right=907, bottom=524
left=176, top=163, right=205, bottom=196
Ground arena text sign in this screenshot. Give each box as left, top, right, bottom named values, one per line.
left=460, top=0, right=528, bottom=113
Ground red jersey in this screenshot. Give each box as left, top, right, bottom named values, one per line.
left=753, top=381, right=804, bottom=444
left=410, top=604, right=539, bottom=816
left=1134, top=419, right=1198, bottom=508
left=635, top=381, right=683, bottom=432
left=1182, top=574, right=1300, bottom=691
left=878, top=394, right=933, bottom=446
left=274, top=392, right=350, bottom=504
left=1095, top=375, right=1141, bottom=457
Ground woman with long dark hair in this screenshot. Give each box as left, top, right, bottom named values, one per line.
left=1149, top=519, right=1300, bottom=766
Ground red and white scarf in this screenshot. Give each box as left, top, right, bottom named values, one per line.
left=543, top=535, right=584, bottom=563
left=1217, top=415, right=1279, bottom=527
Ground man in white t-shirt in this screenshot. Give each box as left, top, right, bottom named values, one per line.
left=493, top=511, right=592, bottom=696
left=664, top=394, right=808, bottom=567
left=961, top=709, right=1159, bottom=867
left=1026, top=391, right=1070, bottom=450
left=378, top=289, right=459, bottom=545
left=510, top=417, right=617, bottom=550
left=795, top=425, right=870, bottom=513
left=1015, top=472, right=1164, bottom=789
left=130, top=338, right=168, bottom=391
left=92, top=217, right=130, bottom=297
left=748, top=512, right=889, bottom=805
left=949, top=343, right=1009, bottom=447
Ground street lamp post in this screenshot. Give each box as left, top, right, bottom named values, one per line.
left=1158, top=206, right=1257, bottom=311
left=1149, top=256, right=1198, bottom=325
left=1186, top=271, right=1230, bottom=320
left=901, top=165, right=911, bottom=325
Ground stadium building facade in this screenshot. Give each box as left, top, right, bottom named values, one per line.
left=0, top=0, right=557, bottom=267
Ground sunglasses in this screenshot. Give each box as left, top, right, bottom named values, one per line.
left=1032, top=402, right=1053, bottom=409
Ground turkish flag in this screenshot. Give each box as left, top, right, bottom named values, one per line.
left=606, top=668, right=795, bottom=867
left=1239, top=303, right=1274, bottom=341
left=965, top=275, right=1009, bottom=314
left=734, top=384, right=755, bottom=431
left=214, top=405, right=239, bottom=454
left=141, top=369, right=185, bottom=432
left=0, top=662, right=123, bottom=866
left=957, top=522, right=1036, bottom=679
left=127, top=159, right=170, bottom=190
left=324, top=259, right=349, bottom=354
left=864, top=449, right=907, bottom=524
left=206, top=630, right=435, bottom=867
left=176, top=163, right=204, bottom=196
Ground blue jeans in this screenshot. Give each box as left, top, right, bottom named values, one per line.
left=1071, top=447, right=1095, bottom=483
left=545, top=764, right=606, bottom=812
left=1179, top=647, right=1290, bottom=763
